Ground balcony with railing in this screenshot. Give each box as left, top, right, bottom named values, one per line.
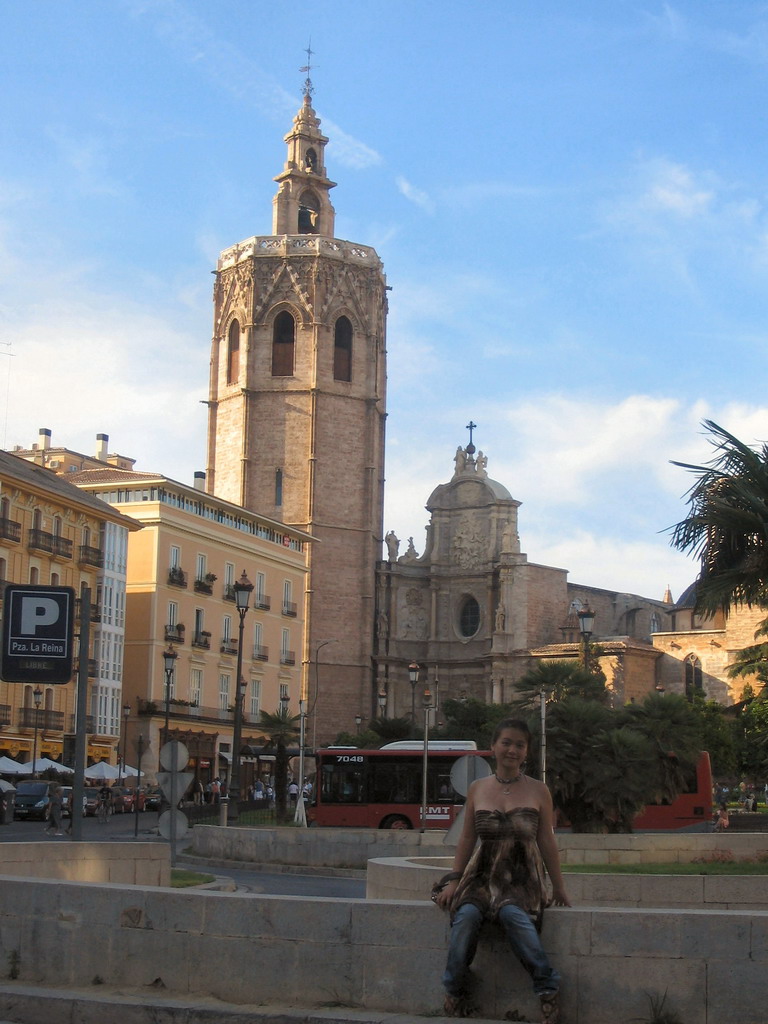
left=0, top=704, right=11, bottom=726
left=19, top=708, right=65, bottom=731
left=137, top=697, right=255, bottom=726
left=220, top=638, right=238, bottom=656
left=73, top=658, right=98, bottom=678
left=191, top=631, right=211, bottom=650
left=78, top=544, right=104, bottom=568
left=253, top=644, right=269, bottom=662
left=282, top=601, right=298, bottom=617
left=193, top=573, right=217, bottom=596
left=280, top=650, right=296, bottom=666
left=28, top=529, right=73, bottom=559
left=68, top=714, right=94, bottom=732
left=75, top=598, right=102, bottom=623
left=167, top=567, right=188, bottom=588
left=254, top=594, right=271, bottom=611
left=164, top=624, right=186, bottom=644
left=0, top=518, right=21, bottom=542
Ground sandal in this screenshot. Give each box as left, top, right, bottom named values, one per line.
left=540, top=990, right=560, bottom=1024
left=443, top=993, right=477, bottom=1018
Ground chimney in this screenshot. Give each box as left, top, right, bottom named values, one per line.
left=38, top=428, right=52, bottom=450
left=193, top=471, right=206, bottom=491
left=95, top=433, right=109, bottom=462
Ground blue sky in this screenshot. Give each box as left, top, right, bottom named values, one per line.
left=3, top=1, right=768, bottom=606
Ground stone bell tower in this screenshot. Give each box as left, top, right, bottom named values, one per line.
left=206, top=71, right=388, bottom=742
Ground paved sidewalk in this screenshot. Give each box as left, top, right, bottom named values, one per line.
left=0, top=984, right=537, bottom=1024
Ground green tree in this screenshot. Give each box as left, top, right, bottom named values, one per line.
left=688, top=695, right=738, bottom=778
left=511, top=660, right=608, bottom=711
left=670, top=419, right=768, bottom=618
left=259, top=707, right=300, bottom=822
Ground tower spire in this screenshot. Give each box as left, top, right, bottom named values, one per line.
left=299, top=41, right=315, bottom=100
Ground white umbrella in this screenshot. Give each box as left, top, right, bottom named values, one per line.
left=84, top=761, right=120, bottom=780
left=122, top=765, right=140, bottom=777
left=12, top=757, right=72, bottom=775
left=0, top=755, right=24, bottom=774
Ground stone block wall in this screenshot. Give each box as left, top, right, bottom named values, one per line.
left=0, top=875, right=765, bottom=1023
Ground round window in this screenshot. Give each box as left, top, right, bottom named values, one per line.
left=459, top=597, right=480, bottom=638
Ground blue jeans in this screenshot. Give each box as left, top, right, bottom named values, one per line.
left=443, top=902, right=559, bottom=997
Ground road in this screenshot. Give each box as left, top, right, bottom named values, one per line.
left=0, top=811, right=366, bottom=898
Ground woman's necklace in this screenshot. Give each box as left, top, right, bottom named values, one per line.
left=494, top=772, right=523, bottom=795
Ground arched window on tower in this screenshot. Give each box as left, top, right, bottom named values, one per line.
left=684, top=654, right=703, bottom=699
left=334, top=316, right=353, bottom=382
left=272, top=312, right=295, bottom=376
left=227, top=319, right=240, bottom=384
left=297, top=190, right=320, bottom=234
left=304, top=148, right=317, bottom=173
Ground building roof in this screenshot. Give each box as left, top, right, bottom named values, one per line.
left=0, top=450, right=139, bottom=529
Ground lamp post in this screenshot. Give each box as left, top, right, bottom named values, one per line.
left=161, top=644, right=177, bottom=756
left=133, top=732, right=144, bottom=839
left=577, top=604, right=596, bottom=671
left=31, top=685, right=42, bottom=779
left=420, top=687, right=433, bottom=833
left=228, top=570, right=254, bottom=823
left=409, top=663, right=420, bottom=722
left=294, top=697, right=308, bottom=826
left=311, top=639, right=336, bottom=750
left=377, top=689, right=387, bottom=717
left=355, top=714, right=362, bottom=735
left=540, top=687, right=549, bottom=784
left=119, top=702, right=131, bottom=785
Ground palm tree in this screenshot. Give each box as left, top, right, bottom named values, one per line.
left=670, top=419, right=768, bottom=617
left=510, top=660, right=607, bottom=711
left=259, top=707, right=300, bottom=822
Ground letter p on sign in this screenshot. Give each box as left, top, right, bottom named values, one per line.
left=21, top=597, right=60, bottom=635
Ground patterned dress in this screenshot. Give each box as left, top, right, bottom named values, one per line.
left=450, top=807, right=550, bottom=926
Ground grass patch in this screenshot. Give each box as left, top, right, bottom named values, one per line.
left=171, top=868, right=216, bottom=887
left=564, top=861, right=768, bottom=875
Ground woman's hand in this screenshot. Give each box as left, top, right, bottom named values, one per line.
left=551, top=885, right=571, bottom=907
left=433, top=879, right=459, bottom=909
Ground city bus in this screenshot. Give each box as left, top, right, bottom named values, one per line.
left=306, top=744, right=713, bottom=831
left=307, top=742, right=486, bottom=829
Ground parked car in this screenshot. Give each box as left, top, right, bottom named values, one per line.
left=110, top=786, right=146, bottom=813
left=83, top=787, right=101, bottom=816
left=143, top=786, right=162, bottom=811
left=61, top=786, right=73, bottom=818
left=13, top=781, right=50, bottom=821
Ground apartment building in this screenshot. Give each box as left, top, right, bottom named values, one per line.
left=72, top=466, right=310, bottom=788
left=0, top=450, right=137, bottom=766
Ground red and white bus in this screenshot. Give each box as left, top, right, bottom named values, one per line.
left=307, top=742, right=485, bottom=830
left=307, top=744, right=713, bottom=831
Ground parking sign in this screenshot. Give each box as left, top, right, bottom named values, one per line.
left=1, top=584, right=76, bottom=683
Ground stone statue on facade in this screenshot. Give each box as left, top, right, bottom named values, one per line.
left=384, top=530, right=400, bottom=561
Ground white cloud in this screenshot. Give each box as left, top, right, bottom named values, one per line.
left=395, top=176, right=435, bottom=214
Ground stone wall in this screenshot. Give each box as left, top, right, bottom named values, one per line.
left=0, top=874, right=765, bottom=1023
left=366, top=855, right=768, bottom=909
left=0, top=842, right=169, bottom=886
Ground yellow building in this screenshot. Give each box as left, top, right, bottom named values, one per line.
left=72, top=466, right=311, bottom=790
left=0, top=449, right=137, bottom=766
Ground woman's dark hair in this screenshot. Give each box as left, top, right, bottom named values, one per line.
left=490, top=718, right=532, bottom=747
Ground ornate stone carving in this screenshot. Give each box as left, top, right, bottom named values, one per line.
left=452, top=516, right=485, bottom=569
left=398, top=587, right=428, bottom=640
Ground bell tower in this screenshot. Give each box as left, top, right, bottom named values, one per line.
left=206, top=70, right=388, bottom=742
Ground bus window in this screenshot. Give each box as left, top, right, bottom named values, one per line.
left=321, top=764, right=365, bottom=804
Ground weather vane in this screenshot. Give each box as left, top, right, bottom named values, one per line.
left=299, top=41, right=315, bottom=99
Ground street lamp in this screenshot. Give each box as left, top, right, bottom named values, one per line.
left=377, top=689, right=387, bottom=717
left=420, top=687, right=433, bottom=833
left=31, top=685, right=43, bottom=779
left=161, top=643, right=178, bottom=756
left=355, top=714, right=362, bottom=735
left=294, top=696, right=308, bottom=826
left=577, top=604, right=596, bottom=670
left=409, top=663, right=420, bottom=721
left=119, top=702, right=131, bottom=784
left=228, top=569, right=254, bottom=822
left=311, top=639, right=336, bottom=749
